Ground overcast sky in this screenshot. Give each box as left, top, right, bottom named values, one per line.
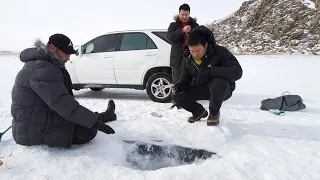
left=0, top=0, right=246, bottom=51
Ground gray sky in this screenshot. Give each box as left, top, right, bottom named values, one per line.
left=0, top=0, right=246, bottom=51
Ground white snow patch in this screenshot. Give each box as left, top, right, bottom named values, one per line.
left=300, top=0, right=316, bottom=9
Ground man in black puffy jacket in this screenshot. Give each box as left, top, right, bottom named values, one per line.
left=11, top=34, right=116, bottom=148
left=167, top=3, right=199, bottom=109
left=172, top=26, right=243, bottom=126
left=167, top=3, right=199, bottom=84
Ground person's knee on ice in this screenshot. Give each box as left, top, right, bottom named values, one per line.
left=72, top=125, right=98, bottom=145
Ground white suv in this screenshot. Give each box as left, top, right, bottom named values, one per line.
left=66, top=29, right=173, bottom=103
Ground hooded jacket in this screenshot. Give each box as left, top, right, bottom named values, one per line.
left=178, top=26, right=243, bottom=91
left=11, top=40, right=98, bottom=148
left=167, top=15, right=199, bottom=68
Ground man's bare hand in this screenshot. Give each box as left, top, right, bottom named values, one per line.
left=182, top=25, right=191, bottom=33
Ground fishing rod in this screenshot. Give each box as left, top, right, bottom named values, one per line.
left=0, top=126, right=12, bottom=142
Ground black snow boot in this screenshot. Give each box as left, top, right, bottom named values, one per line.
left=188, top=109, right=208, bottom=123
left=97, top=100, right=117, bottom=123
left=106, top=100, right=116, bottom=122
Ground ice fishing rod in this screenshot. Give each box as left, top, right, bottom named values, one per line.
left=0, top=125, right=12, bottom=142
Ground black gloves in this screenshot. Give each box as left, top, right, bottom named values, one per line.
left=92, top=121, right=115, bottom=134
left=93, top=100, right=117, bottom=135
left=194, top=67, right=212, bottom=84
left=172, top=84, right=183, bottom=95
left=172, top=67, right=212, bottom=92
left=97, top=100, right=117, bottom=123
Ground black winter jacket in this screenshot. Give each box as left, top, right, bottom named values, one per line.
left=11, top=40, right=98, bottom=148
left=167, top=15, right=199, bottom=68
left=178, top=26, right=243, bottom=91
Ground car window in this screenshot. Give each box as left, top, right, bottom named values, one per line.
left=152, top=31, right=171, bottom=45
left=146, top=37, right=157, bottom=49
left=83, top=34, right=120, bottom=54
left=119, top=33, right=157, bottom=51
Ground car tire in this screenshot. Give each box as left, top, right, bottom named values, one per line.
left=90, top=88, right=104, bottom=91
left=146, top=72, right=172, bottom=103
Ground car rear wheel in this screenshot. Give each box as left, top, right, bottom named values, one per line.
left=146, top=72, right=172, bottom=103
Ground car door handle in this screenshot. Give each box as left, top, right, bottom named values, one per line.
left=103, top=55, right=114, bottom=58
left=145, top=52, right=157, bottom=56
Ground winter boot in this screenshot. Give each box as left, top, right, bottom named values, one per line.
left=107, top=99, right=115, bottom=112
left=207, top=111, right=220, bottom=126
left=106, top=100, right=117, bottom=122
left=188, top=109, right=208, bottom=123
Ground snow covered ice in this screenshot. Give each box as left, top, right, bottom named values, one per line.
left=300, top=0, right=316, bottom=9
left=1, top=54, right=320, bottom=179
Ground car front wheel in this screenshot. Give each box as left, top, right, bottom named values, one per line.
left=146, top=72, right=172, bottom=103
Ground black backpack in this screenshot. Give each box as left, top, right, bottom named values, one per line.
left=260, top=95, right=306, bottom=111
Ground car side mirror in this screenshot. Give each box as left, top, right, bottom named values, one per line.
left=81, top=45, right=86, bottom=54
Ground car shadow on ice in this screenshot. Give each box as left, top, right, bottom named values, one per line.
left=73, top=89, right=150, bottom=101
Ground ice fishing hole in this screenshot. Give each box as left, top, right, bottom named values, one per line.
left=124, top=140, right=216, bottom=171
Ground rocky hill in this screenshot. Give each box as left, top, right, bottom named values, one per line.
left=207, top=0, right=320, bottom=55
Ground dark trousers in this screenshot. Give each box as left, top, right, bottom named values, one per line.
left=172, top=78, right=232, bottom=116
left=72, top=125, right=97, bottom=144
left=172, top=67, right=182, bottom=85
left=171, top=66, right=182, bottom=106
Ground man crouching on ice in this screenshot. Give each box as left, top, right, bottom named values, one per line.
left=11, top=34, right=116, bottom=148
left=172, top=26, right=243, bottom=126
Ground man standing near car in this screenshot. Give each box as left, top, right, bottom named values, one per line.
left=11, top=34, right=117, bottom=148
left=167, top=3, right=199, bottom=109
